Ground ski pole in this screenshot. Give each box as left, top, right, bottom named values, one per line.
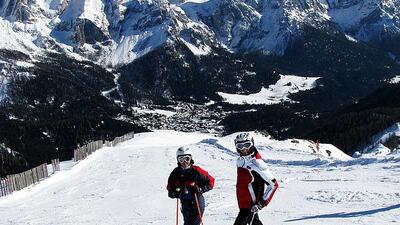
left=249, top=212, right=256, bottom=225
left=176, top=198, right=179, bottom=225
left=194, top=193, right=204, bottom=225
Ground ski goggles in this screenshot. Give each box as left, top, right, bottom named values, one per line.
left=235, top=142, right=252, bottom=151
left=177, top=155, right=192, bottom=163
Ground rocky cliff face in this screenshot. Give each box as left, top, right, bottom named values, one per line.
left=0, top=0, right=30, bottom=21
left=1, top=0, right=400, bottom=66
left=326, top=0, right=400, bottom=58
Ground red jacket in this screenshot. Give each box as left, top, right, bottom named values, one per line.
left=236, top=151, right=278, bottom=209
left=167, top=165, right=215, bottom=199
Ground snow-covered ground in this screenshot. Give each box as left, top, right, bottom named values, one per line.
left=389, top=75, right=400, bottom=84
left=360, top=123, right=400, bottom=157
left=132, top=107, right=176, bottom=118
left=0, top=131, right=399, bottom=225
left=217, top=75, right=320, bottom=105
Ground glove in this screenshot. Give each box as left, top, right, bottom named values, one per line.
left=251, top=201, right=263, bottom=213
left=168, top=188, right=182, bottom=199
left=188, top=182, right=202, bottom=193
left=192, top=185, right=202, bottom=193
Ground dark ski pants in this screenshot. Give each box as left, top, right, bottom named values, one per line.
left=233, top=209, right=263, bottom=225
left=181, top=194, right=205, bottom=225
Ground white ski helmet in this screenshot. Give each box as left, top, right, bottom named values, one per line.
left=176, top=146, right=193, bottom=158
left=234, top=132, right=254, bottom=153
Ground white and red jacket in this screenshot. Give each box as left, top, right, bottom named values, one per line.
left=236, top=150, right=278, bottom=209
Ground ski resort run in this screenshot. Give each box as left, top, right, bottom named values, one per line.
left=0, top=130, right=399, bottom=225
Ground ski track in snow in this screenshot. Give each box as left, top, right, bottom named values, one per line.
left=0, top=131, right=399, bottom=224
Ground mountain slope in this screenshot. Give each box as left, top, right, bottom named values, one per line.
left=1, top=0, right=400, bottom=176
left=0, top=131, right=399, bottom=224
left=305, top=83, right=400, bottom=155
left=0, top=50, right=148, bottom=175
left=1, top=0, right=399, bottom=106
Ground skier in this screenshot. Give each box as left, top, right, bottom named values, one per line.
left=233, top=133, right=279, bottom=225
left=167, top=146, right=215, bottom=225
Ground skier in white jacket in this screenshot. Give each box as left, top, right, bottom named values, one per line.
left=233, top=133, right=279, bottom=225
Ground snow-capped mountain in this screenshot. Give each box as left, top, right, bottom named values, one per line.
left=1, top=0, right=399, bottom=106
left=0, top=0, right=219, bottom=66
left=1, top=0, right=400, bottom=172
left=1, top=0, right=400, bottom=66
left=327, top=0, right=400, bottom=54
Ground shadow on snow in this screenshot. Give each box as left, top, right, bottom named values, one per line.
left=198, top=138, right=238, bottom=157
left=285, top=203, right=400, bottom=222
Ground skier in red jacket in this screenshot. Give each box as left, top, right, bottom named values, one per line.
left=167, top=146, right=215, bottom=225
left=233, top=133, right=279, bottom=225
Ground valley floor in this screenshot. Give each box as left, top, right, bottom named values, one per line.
left=0, top=131, right=399, bottom=225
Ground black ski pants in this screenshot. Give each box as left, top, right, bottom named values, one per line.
left=181, top=194, right=205, bottom=225
left=233, top=209, right=263, bottom=225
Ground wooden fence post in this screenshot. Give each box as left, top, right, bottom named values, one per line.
left=5, top=178, right=9, bottom=195
left=8, top=176, right=14, bottom=192
left=56, top=159, right=60, bottom=171
left=23, top=172, right=28, bottom=188
left=0, top=179, right=5, bottom=197
left=12, top=175, right=16, bottom=191
left=33, top=168, right=38, bottom=184
left=51, top=159, right=56, bottom=174
left=43, top=163, right=48, bottom=178
left=6, top=177, right=12, bottom=195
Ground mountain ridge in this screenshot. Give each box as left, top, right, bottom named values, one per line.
left=1, top=0, right=400, bottom=66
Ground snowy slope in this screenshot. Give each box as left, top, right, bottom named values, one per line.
left=389, top=75, right=400, bottom=84
left=0, top=130, right=399, bottom=225
left=361, top=122, right=400, bottom=156
left=0, top=18, right=40, bottom=54
left=217, top=75, right=320, bottom=105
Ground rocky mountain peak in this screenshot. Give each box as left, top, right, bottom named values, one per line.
left=1, top=0, right=400, bottom=66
